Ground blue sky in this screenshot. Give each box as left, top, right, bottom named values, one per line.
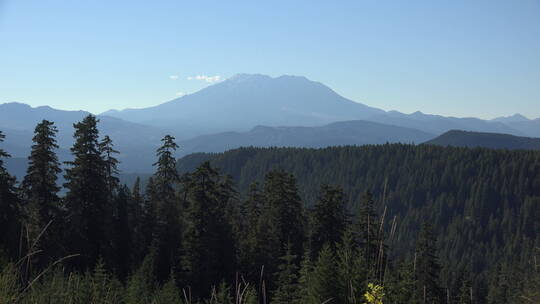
left=0, top=0, right=539, bottom=119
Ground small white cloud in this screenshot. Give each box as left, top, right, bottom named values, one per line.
left=187, top=75, right=222, bottom=83
left=175, top=91, right=185, bottom=97
left=169, top=75, right=179, bottom=80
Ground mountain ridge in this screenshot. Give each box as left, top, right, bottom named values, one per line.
left=176, top=119, right=435, bottom=157
left=424, top=130, right=540, bottom=150
left=99, top=73, right=537, bottom=138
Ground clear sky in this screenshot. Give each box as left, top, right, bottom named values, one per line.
left=0, top=0, right=539, bottom=119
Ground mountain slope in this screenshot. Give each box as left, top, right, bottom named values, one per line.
left=424, top=130, right=540, bottom=150
left=177, top=120, right=434, bottom=156
left=368, top=111, right=525, bottom=136
left=175, top=145, right=540, bottom=287
left=103, top=74, right=531, bottom=138
left=103, top=74, right=386, bottom=138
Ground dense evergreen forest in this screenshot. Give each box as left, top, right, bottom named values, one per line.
left=0, top=115, right=538, bottom=303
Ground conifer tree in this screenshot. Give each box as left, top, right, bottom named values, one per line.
left=111, top=185, right=132, bottom=280
left=99, top=135, right=120, bottom=195
left=414, top=222, right=443, bottom=303
left=125, top=250, right=157, bottom=304
left=154, top=274, right=182, bottom=304
left=211, top=281, right=233, bottom=304
left=308, top=244, right=340, bottom=304
left=241, top=285, right=259, bottom=304
left=385, top=261, right=416, bottom=304
left=294, top=248, right=314, bottom=304
left=486, top=264, right=509, bottom=304
left=353, top=191, right=381, bottom=282
left=130, top=177, right=145, bottom=265
left=336, top=228, right=366, bottom=304
left=140, top=177, right=158, bottom=259
left=310, top=184, right=347, bottom=256
left=261, top=170, right=305, bottom=275
left=63, top=115, right=109, bottom=270
left=153, top=135, right=179, bottom=198
left=271, top=241, right=299, bottom=304
left=456, top=272, right=472, bottom=304
left=181, top=161, right=235, bottom=297
left=151, top=135, right=182, bottom=282
left=237, top=182, right=267, bottom=281
left=0, top=130, right=20, bottom=260
left=21, top=120, right=62, bottom=266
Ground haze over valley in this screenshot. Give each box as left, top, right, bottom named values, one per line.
left=2, top=74, right=539, bottom=175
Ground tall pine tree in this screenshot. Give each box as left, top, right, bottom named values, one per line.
left=151, top=135, right=182, bottom=282
left=22, top=120, right=62, bottom=268
left=262, top=171, right=305, bottom=267
left=63, top=115, right=109, bottom=270
left=181, top=161, right=235, bottom=298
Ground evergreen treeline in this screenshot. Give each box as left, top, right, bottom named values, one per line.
left=177, top=146, right=540, bottom=290
left=0, top=116, right=538, bottom=303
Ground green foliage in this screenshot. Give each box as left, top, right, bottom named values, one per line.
left=22, top=120, right=61, bottom=226
left=99, top=135, right=120, bottom=195
left=363, top=283, right=384, bottom=304
left=336, top=228, right=366, bottom=304
left=308, top=244, right=340, bottom=304
left=0, top=263, right=18, bottom=303
left=181, top=161, right=236, bottom=297
left=210, top=281, right=233, bottom=304
left=178, top=145, right=540, bottom=300
left=271, top=241, right=299, bottom=304
left=354, top=191, right=383, bottom=283
left=154, top=274, right=183, bottom=304
left=384, top=261, right=415, bottom=304
left=63, top=115, right=110, bottom=270
left=456, top=272, right=473, bottom=304
left=413, top=223, right=443, bottom=303
left=125, top=251, right=156, bottom=304
left=310, top=184, right=348, bottom=256
left=262, top=170, right=305, bottom=275
left=1, top=120, right=539, bottom=303
left=0, top=131, right=21, bottom=260
left=294, top=247, right=314, bottom=304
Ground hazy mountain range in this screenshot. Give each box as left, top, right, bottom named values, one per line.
left=1, top=74, right=539, bottom=175
left=0, top=103, right=167, bottom=173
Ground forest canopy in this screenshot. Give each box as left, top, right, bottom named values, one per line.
left=0, top=115, right=538, bottom=303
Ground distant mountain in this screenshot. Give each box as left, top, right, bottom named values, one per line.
left=368, top=111, right=525, bottom=137
left=102, top=74, right=386, bottom=138
left=424, top=130, right=540, bottom=150
left=494, top=118, right=540, bottom=138
left=103, top=74, right=534, bottom=138
left=0, top=103, right=167, bottom=173
left=492, top=113, right=530, bottom=123
left=177, top=120, right=434, bottom=156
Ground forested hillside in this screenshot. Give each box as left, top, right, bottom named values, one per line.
left=0, top=116, right=538, bottom=303
left=177, top=145, right=540, bottom=301
left=425, top=130, right=540, bottom=150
